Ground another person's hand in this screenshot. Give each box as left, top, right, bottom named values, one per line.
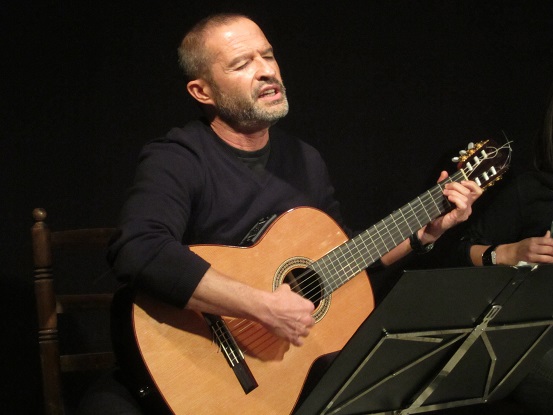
left=495, top=231, right=553, bottom=265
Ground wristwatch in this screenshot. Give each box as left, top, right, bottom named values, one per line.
left=409, top=232, right=434, bottom=254
left=482, top=244, right=498, bottom=266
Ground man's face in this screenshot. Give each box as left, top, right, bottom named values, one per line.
left=204, top=18, right=289, bottom=130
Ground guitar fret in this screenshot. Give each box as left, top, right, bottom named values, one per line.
left=384, top=214, right=403, bottom=247
left=310, top=141, right=511, bottom=295
left=419, top=195, right=434, bottom=224
left=315, top=251, right=340, bottom=293
left=313, top=176, right=455, bottom=292
left=409, top=200, right=424, bottom=228
left=329, top=246, right=348, bottom=288
left=376, top=221, right=391, bottom=249
left=396, top=207, right=415, bottom=235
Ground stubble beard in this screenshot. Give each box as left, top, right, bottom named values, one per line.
left=212, top=80, right=289, bottom=130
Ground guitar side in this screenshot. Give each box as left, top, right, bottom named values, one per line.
left=131, top=207, right=375, bottom=414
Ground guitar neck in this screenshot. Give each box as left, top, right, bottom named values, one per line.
left=311, top=171, right=464, bottom=295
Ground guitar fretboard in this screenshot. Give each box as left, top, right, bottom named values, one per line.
left=310, top=171, right=464, bottom=295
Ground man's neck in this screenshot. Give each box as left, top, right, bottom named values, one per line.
left=210, top=118, right=270, bottom=151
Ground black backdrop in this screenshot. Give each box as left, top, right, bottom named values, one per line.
left=2, top=1, right=552, bottom=413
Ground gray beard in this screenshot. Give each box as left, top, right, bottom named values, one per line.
left=213, top=84, right=289, bottom=130
left=219, top=99, right=289, bottom=129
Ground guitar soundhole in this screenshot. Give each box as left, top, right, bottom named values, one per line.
left=274, top=256, right=331, bottom=322
left=284, top=268, right=323, bottom=308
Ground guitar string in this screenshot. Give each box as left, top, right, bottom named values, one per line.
left=303, top=141, right=513, bottom=300
left=225, top=317, right=283, bottom=352
left=224, top=142, right=512, bottom=347
left=211, top=319, right=241, bottom=365
left=300, top=177, right=453, bottom=301
left=293, top=142, right=512, bottom=303
left=221, top=175, right=452, bottom=351
left=215, top=315, right=285, bottom=359
left=225, top=174, right=457, bottom=339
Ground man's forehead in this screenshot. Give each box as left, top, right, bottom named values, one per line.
left=206, top=19, right=270, bottom=59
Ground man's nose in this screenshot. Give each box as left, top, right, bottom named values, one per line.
left=255, top=58, right=276, bottom=79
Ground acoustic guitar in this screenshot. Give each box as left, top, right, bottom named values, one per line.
left=114, top=140, right=511, bottom=414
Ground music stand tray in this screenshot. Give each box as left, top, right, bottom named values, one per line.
left=294, top=265, right=553, bottom=415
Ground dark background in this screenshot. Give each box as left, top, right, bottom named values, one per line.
left=2, top=1, right=552, bottom=413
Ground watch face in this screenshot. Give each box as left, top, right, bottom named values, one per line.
left=491, top=250, right=497, bottom=265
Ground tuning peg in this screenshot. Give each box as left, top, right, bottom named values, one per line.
left=452, top=157, right=460, bottom=162
left=459, top=150, right=467, bottom=156
left=467, top=142, right=475, bottom=149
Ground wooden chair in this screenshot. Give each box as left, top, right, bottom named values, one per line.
left=31, top=208, right=119, bottom=415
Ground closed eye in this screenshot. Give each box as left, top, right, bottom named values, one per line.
left=235, top=61, right=250, bottom=70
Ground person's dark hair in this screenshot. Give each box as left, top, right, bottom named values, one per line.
left=534, top=82, right=553, bottom=173
left=177, top=13, right=251, bottom=83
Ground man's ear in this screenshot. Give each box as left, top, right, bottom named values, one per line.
left=187, top=79, right=214, bottom=105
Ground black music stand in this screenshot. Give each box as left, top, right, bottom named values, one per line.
left=293, top=265, right=553, bottom=415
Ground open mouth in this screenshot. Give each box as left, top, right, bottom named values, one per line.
left=259, top=88, right=278, bottom=98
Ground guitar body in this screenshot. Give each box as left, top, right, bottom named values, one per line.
left=131, top=207, right=375, bottom=414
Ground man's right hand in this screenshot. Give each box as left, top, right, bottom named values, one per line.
left=186, top=267, right=315, bottom=347
left=261, top=283, right=315, bottom=346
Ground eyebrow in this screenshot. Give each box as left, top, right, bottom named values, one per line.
left=260, top=47, right=274, bottom=56
left=228, top=46, right=274, bottom=68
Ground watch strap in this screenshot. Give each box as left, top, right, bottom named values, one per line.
left=409, top=232, right=434, bottom=254
left=482, top=244, right=498, bottom=266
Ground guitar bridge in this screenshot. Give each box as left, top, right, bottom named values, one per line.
left=203, top=313, right=258, bottom=394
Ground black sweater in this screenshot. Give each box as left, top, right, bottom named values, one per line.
left=108, top=120, right=344, bottom=306
left=457, top=170, right=553, bottom=265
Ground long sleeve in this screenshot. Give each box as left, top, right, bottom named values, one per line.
left=108, top=121, right=346, bottom=307
left=456, top=171, right=553, bottom=265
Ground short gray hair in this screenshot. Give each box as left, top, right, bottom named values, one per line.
left=177, top=13, right=251, bottom=82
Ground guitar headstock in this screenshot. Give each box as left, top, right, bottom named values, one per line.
left=453, top=139, right=512, bottom=190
